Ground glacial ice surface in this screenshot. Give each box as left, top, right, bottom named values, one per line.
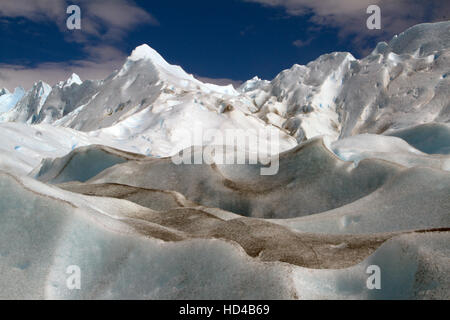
left=0, top=21, right=449, bottom=299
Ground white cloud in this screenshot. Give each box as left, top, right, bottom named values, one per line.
left=246, top=0, right=450, bottom=52
left=0, top=0, right=158, bottom=41
left=0, top=0, right=68, bottom=22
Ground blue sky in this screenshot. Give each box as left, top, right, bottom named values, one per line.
left=0, top=0, right=448, bottom=90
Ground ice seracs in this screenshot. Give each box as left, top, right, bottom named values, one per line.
left=239, top=76, right=270, bottom=93
left=3, top=22, right=450, bottom=143
left=0, top=87, right=25, bottom=116
left=237, top=22, right=450, bottom=142
left=1, top=82, right=51, bottom=123
left=387, top=21, right=450, bottom=57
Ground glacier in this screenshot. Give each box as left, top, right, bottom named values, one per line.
left=0, top=87, right=25, bottom=115
left=0, top=21, right=449, bottom=299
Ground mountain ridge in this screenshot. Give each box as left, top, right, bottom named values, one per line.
left=0, top=21, right=449, bottom=153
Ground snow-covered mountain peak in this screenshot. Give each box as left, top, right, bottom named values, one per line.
left=30, top=81, right=52, bottom=100
left=66, top=73, right=82, bottom=87
left=0, top=82, right=51, bottom=123
left=34, top=80, right=51, bottom=89
left=0, top=88, right=9, bottom=96
left=57, top=73, right=82, bottom=89
left=128, top=44, right=168, bottom=64
left=114, top=44, right=239, bottom=99
left=118, top=44, right=197, bottom=85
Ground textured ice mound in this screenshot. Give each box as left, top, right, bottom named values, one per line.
left=0, top=172, right=448, bottom=299
left=387, top=123, right=450, bottom=155
left=31, top=145, right=146, bottom=183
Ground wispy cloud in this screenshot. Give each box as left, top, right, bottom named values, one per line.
left=0, top=0, right=158, bottom=41
left=292, top=38, right=312, bottom=48
left=245, top=0, right=450, bottom=53
left=0, top=0, right=158, bottom=90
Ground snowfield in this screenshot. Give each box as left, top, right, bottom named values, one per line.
left=0, top=21, right=449, bottom=299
